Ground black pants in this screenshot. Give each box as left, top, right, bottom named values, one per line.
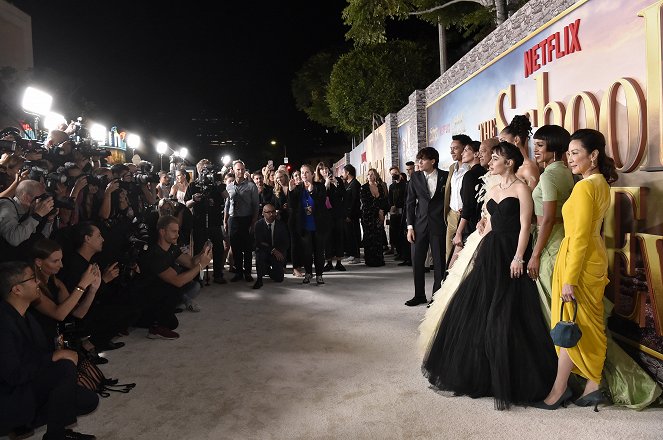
left=411, top=233, right=446, bottom=300
left=31, top=360, right=99, bottom=435
left=343, top=218, right=361, bottom=258
left=135, top=283, right=181, bottom=330
left=229, top=216, right=253, bottom=275
left=193, top=226, right=225, bottom=279
left=256, top=249, right=285, bottom=282
left=325, top=217, right=344, bottom=259
left=389, top=213, right=402, bottom=252
left=84, top=303, right=140, bottom=348
left=301, top=230, right=326, bottom=276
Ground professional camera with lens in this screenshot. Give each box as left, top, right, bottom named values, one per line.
left=0, top=127, right=47, bottom=154
left=75, top=141, right=112, bottom=159
left=197, top=164, right=223, bottom=193
left=34, top=192, right=76, bottom=212
left=117, top=222, right=150, bottom=287
left=133, top=161, right=159, bottom=185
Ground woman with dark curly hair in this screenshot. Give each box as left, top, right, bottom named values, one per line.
left=499, top=115, right=540, bottom=189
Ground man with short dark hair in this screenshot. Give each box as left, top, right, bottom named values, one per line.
left=0, top=261, right=98, bottom=440
left=387, top=166, right=406, bottom=258
left=342, top=164, right=361, bottom=264
left=140, top=216, right=212, bottom=339
left=444, top=134, right=472, bottom=261
left=405, top=147, right=449, bottom=306
left=224, top=160, right=259, bottom=282
left=252, top=171, right=275, bottom=214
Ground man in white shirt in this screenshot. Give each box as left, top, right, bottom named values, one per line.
left=443, top=134, right=472, bottom=261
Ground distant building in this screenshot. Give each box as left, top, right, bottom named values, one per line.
left=0, top=0, right=33, bottom=70
left=191, top=111, right=250, bottom=161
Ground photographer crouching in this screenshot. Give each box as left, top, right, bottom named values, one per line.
left=185, top=159, right=227, bottom=284
left=137, top=216, right=212, bottom=339
left=0, top=180, right=56, bottom=262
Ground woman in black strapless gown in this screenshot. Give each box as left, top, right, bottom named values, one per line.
left=422, top=141, right=557, bottom=410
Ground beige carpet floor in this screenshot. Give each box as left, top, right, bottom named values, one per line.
left=11, top=258, right=663, bottom=439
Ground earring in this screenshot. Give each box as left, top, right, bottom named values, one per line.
left=37, top=266, right=42, bottom=271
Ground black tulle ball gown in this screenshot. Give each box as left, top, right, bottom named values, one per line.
left=422, top=197, right=557, bottom=409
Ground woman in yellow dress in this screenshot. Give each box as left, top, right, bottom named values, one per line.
left=536, top=129, right=618, bottom=410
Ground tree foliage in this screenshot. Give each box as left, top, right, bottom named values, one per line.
left=291, top=51, right=339, bottom=129
left=326, top=40, right=436, bottom=134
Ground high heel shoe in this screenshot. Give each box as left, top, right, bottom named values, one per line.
left=574, top=389, right=606, bottom=412
left=531, top=388, right=572, bottom=410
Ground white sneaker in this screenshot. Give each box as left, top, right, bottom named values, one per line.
left=185, top=301, right=201, bottom=313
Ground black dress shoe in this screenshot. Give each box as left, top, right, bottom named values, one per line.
left=97, top=341, right=125, bottom=351
left=397, top=260, right=412, bottom=266
left=323, top=261, right=333, bottom=272
left=405, top=297, right=428, bottom=306
left=63, top=429, right=96, bottom=439
left=244, top=273, right=254, bottom=282
left=213, top=277, right=227, bottom=284
left=303, top=273, right=312, bottom=284
left=335, top=261, right=346, bottom=271
left=316, top=275, right=325, bottom=285
left=252, top=280, right=263, bottom=289
left=230, top=274, right=243, bottom=282
left=89, top=352, right=108, bottom=365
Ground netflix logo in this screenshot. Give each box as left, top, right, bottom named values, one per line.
left=524, top=19, right=582, bottom=78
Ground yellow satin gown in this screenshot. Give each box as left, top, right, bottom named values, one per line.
left=552, top=173, right=610, bottom=384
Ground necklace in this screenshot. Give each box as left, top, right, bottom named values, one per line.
left=499, top=178, right=517, bottom=190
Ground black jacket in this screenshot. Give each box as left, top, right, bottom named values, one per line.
left=343, top=178, right=361, bottom=220
left=288, top=182, right=331, bottom=236
left=254, top=218, right=289, bottom=254
left=405, top=168, right=449, bottom=237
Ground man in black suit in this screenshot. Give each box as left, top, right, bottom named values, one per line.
left=0, top=261, right=98, bottom=440
left=253, top=204, right=290, bottom=289
left=405, top=148, right=449, bottom=306
left=342, top=164, right=361, bottom=264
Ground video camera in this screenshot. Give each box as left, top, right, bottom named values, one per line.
left=197, top=164, right=223, bottom=191
left=133, top=161, right=159, bottom=185
left=0, top=127, right=47, bottom=154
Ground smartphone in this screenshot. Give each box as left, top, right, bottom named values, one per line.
left=267, top=160, right=273, bottom=167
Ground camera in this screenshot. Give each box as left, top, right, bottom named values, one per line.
left=118, top=223, right=150, bottom=287
left=0, top=127, right=47, bottom=153
left=133, top=172, right=159, bottom=185
left=34, top=192, right=76, bottom=212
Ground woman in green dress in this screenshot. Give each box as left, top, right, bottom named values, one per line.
left=527, top=125, right=575, bottom=324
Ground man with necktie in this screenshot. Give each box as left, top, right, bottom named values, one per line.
left=253, top=204, right=290, bottom=289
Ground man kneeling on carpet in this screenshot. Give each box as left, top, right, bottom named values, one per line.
left=253, top=203, right=289, bottom=289
left=138, top=215, right=212, bottom=340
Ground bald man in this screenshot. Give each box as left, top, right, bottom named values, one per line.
left=0, top=180, right=55, bottom=262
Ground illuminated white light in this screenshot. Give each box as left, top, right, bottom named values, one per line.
left=43, top=112, right=66, bottom=131
left=156, top=141, right=168, bottom=155
left=90, top=123, right=107, bottom=142
left=179, top=147, right=188, bottom=159
left=22, top=87, right=53, bottom=115
left=222, top=155, right=232, bottom=166
left=126, top=133, right=141, bottom=149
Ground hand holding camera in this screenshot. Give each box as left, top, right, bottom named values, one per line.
left=105, top=179, right=120, bottom=195
left=33, top=194, right=54, bottom=217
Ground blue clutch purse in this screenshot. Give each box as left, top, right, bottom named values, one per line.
left=550, top=299, right=582, bottom=348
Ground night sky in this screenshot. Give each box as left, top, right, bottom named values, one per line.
left=10, top=0, right=358, bottom=167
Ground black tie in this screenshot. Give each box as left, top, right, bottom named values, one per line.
left=267, top=223, right=273, bottom=246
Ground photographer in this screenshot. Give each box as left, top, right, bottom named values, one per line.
left=0, top=180, right=55, bottom=261
left=0, top=154, right=30, bottom=198
left=139, top=216, right=212, bottom=339
left=58, top=223, right=141, bottom=352
left=185, top=159, right=227, bottom=284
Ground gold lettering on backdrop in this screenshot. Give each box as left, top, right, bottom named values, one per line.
left=598, top=78, right=647, bottom=172
left=605, top=187, right=647, bottom=322
left=495, top=84, right=516, bottom=131
left=478, top=119, right=497, bottom=141
left=639, top=1, right=663, bottom=170
left=534, top=72, right=565, bottom=126
left=564, top=92, right=600, bottom=133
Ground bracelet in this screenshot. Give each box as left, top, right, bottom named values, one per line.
left=75, top=285, right=86, bottom=293
left=513, top=257, right=525, bottom=264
